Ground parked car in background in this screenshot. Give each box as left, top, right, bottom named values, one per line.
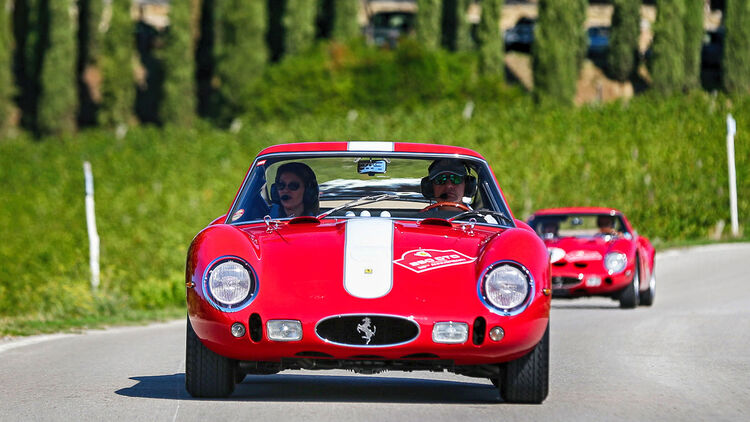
left=701, top=28, right=724, bottom=69
left=365, top=11, right=415, bottom=48
left=504, top=17, right=535, bottom=52
left=586, top=26, right=610, bottom=57
left=185, top=142, right=551, bottom=403
left=528, top=207, right=655, bottom=309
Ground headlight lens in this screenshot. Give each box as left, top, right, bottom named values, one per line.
left=604, top=252, right=627, bottom=274
left=548, top=247, right=566, bottom=263
left=208, top=260, right=253, bottom=306
left=483, top=264, right=530, bottom=310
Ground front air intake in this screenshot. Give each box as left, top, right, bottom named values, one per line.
left=315, top=315, right=419, bottom=347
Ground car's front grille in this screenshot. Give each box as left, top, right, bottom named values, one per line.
left=316, top=315, right=419, bottom=347
left=552, top=276, right=581, bottom=288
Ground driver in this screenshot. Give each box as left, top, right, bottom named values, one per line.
left=420, top=159, right=474, bottom=212
left=596, top=215, right=620, bottom=237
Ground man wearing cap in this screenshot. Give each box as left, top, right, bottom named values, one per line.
left=420, top=159, right=475, bottom=212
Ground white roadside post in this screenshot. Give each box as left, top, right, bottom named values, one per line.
left=83, top=162, right=101, bottom=290
left=726, top=114, right=739, bottom=238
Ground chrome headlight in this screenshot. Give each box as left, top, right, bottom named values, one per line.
left=604, top=252, right=627, bottom=274
left=548, top=247, right=566, bottom=263
left=482, top=264, right=531, bottom=311
left=205, top=258, right=256, bottom=309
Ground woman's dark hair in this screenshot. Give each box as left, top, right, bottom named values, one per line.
left=271, top=162, right=320, bottom=215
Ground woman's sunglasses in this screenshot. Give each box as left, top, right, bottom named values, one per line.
left=433, top=173, right=464, bottom=185
left=275, top=181, right=301, bottom=191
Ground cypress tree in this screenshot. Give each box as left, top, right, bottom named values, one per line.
left=161, top=0, right=195, bottom=126
left=533, top=0, right=587, bottom=104
left=14, top=0, right=42, bottom=131
left=331, top=0, right=359, bottom=42
left=477, top=0, right=504, bottom=77
left=215, top=0, right=266, bottom=119
left=417, top=0, right=441, bottom=50
left=723, top=0, right=750, bottom=94
left=442, top=0, right=471, bottom=51
left=37, top=0, right=78, bottom=136
left=607, top=0, right=641, bottom=82
left=99, top=0, right=135, bottom=127
left=284, top=0, right=315, bottom=55
left=77, top=0, right=103, bottom=126
left=683, top=0, right=704, bottom=90
left=1, top=0, right=14, bottom=133
left=649, top=0, right=686, bottom=95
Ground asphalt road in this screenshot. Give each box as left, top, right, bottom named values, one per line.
left=1, top=243, right=748, bottom=421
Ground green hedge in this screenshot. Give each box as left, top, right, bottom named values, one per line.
left=1, top=94, right=748, bottom=320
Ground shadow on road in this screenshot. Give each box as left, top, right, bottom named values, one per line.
left=116, top=373, right=501, bottom=403
left=551, top=302, right=622, bottom=310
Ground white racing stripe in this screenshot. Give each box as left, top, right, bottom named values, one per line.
left=344, top=219, right=394, bottom=298
left=347, top=141, right=394, bottom=152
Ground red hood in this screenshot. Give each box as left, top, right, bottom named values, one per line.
left=230, top=219, right=508, bottom=313
left=543, top=236, right=629, bottom=262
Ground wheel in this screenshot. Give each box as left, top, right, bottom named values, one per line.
left=497, top=323, right=549, bottom=404
left=639, top=265, right=656, bottom=307
left=619, top=258, right=640, bottom=309
left=185, top=317, right=236, bottom=398
left=420, top=202, right=471, bottom=212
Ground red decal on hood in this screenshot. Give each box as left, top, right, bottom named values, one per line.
left=394, top=249, right=477, bottom=273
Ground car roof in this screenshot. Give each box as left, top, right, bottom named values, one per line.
left=257, top=141, right=486, bottom=160
left=530, top=207, right=623, bottom=216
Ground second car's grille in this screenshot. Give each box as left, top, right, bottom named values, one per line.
left=316, top=315, right=419, bottom=347
left=552, top=276, right=581, bottom=288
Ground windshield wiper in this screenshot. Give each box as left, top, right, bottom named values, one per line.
left=448, top=209, right=515, bottom=226
left=317, top=194, right=400, bottom=219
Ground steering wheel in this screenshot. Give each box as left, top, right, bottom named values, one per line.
left=420, top=202, right=471, bottom=212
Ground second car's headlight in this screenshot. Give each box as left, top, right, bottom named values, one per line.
left=548, top=247, right=566, bottom=264
left=604, top=252, right=627, bottom=274
left=206, top=259, right=255, bottom=308
left=483, top=264, right=530, bottom=310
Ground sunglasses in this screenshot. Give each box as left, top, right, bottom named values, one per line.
left=433, top=173, right=464, bottom=185
left=276, top=181, right=301, bottom=191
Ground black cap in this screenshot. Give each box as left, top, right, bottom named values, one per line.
left=428, top=159, right=467, bottom=180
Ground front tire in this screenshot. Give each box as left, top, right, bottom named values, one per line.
left=619, top=259, right=640, bottom=309
left=497, top=323, right=549, bottom=404
left=639, top=266, right=656, bottom=307
left=185, top=317, right=236, bottom=398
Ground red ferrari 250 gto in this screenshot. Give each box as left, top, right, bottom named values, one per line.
left=528, top=207, right=655, bottom=308
left=185, top=142, right=551, bottom=403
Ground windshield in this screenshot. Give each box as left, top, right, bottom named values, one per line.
left=226, top=154, right=512, bottom=226
left=529, top=214, right=629, bottom=239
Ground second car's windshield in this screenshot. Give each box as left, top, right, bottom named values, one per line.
left=227, top=154, right=511, bottom=226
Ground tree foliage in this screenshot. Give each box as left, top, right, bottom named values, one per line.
left=284, top=0, right=315, bottom=55
left=607, top=0, right=641, bottom=82
left=161, top=0, right=196, bottom=126
left=214, top=0, right=267, bottom=121
left=683, top=0, right=704, bottom=90
left=99, top=0, right=135, bottom=127
left=417, top=0, right=441, bottom=50
left=649, top=0, right=687, bottom=95
left=723, top=0, right=750, bottom=94
left=533, top=0, right=587, bottom=104
left=0, top=0, right=14, bottom=133
left=477, top=0, right=504, bottom=77
left=37, top=0, right=77, bottom=136
left=331, top=0, right=359, bottom=42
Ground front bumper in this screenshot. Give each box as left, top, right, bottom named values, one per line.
left=188, top=289, right=549, bottom=366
